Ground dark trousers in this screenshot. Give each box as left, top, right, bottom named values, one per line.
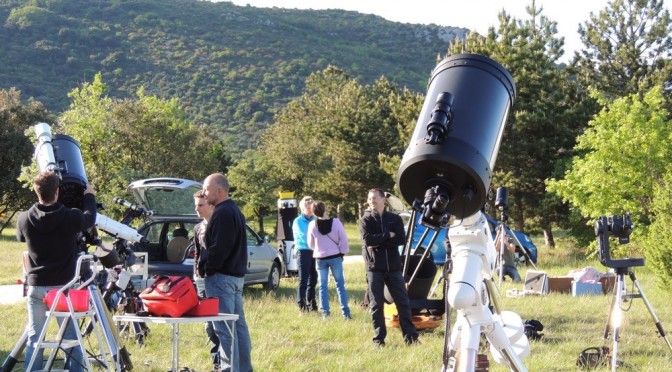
left=297, top=249, right=317, bottom=310
left=367, top=270, right=418, bottom=344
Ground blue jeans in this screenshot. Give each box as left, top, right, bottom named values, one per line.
left=316, top=257, right=350, bottom=317
left=204, top=273, right=253, bottom=372
left=25, top=286, right=84, bottom=372
left=504, top=265, right=522, bottom=283
left=297, top=249, right=317, bottom=310
left=367, top=271, right=418, bottom=344
left=195, top=277, right=220, bottom=368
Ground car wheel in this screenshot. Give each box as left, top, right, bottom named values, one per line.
left=263, top=262, right=281, bottom=291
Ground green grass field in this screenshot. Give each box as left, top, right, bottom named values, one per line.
left=1, top=226, right=671, bottom=371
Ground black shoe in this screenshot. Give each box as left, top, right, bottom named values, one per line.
left=404, top=337, right=420, bottom=346
left=342, top=314, right=352, bottom=320
left=373, top=340, right=386, bottom=348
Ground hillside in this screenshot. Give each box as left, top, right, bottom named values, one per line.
left=0, top=0, right=467, bottom=152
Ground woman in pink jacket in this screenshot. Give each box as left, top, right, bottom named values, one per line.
left=307, top=201, right=351, bottom=319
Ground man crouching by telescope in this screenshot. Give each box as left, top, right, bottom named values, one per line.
left=16, top=170, right=96, bottom=372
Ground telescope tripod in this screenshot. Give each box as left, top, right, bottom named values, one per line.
left=603, top=266, right=672, bottom=371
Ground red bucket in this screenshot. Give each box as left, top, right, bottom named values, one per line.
left=44, top=289, right=90, bottom=312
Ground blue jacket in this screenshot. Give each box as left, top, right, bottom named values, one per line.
left=292, top=214, right=315, bottom=250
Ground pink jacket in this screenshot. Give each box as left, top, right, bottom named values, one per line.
left=307, top=218, right=349, bottom=258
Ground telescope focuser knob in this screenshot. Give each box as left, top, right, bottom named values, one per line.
left=425, top=92, right=454, bottom=145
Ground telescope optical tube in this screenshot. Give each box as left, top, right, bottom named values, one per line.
left=397, top=54, right=516, bottom=218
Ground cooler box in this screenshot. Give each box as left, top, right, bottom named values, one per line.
left=571, top=281, right=603, bottom=297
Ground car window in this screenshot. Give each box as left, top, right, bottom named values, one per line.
left=246, top=226, right=259, bottom=246
left=169, top=223, right=197, bottom=240
left=143, top=223, right=163, bottom=244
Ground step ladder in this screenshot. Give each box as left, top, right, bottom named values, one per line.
left=26, top=254, right=119, bottom=371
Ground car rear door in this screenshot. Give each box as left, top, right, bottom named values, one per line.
left=245, top=226, right=272, bottom=282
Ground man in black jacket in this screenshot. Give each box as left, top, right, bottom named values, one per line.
left=202, top=173, right=252, bottom=372
left=17, top=170, right=96, bottom=372
left=359, top=188, right=418, bottom=347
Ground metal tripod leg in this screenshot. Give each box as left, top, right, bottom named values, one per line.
left=1, top=328, right=28, bottom=371
left=603, top=271, right=625, bottom=371
left=628, top=271, right=672, bottom=353
left=604, top=268, right=672, bottom=371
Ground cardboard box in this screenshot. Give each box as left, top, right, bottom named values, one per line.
left=548, top=276, right=573, bottom=293
left=599, top=273, right=616, bottom=294
left=572, top=281, right=603, bottom=296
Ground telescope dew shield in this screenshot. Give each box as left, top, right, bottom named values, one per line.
left=54, top=135, right=88, bottom=209
left=397, top=54, right=516, bottom=218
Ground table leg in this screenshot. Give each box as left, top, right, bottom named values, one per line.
left=172, top=323, right=179, bottom=371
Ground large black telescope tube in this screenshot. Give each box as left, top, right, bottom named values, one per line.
left=397, top=54, right=516, bottom=218
left=34, top=123, right=89, bottom=209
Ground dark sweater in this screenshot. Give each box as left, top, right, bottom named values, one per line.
left=359, top=209, right=406, bottom=272
left=205, top=198, right=248, bottom=278
left=16, top=193, right=97, bottom=286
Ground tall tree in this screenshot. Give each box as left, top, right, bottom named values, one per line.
left=573, top=0, right=672, bottom=99
left=256, top=66, right=420, bottom=219
left=446, top=2, right=589, bottom=246
left=547, top=86, right=671, bottom=227
left=0, top=88, right=52, bottom=233
left=547, top=86, right=672, bottom=282
left=227, top=150, right=278, bottom=235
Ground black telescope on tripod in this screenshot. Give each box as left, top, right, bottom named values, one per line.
left=395, top=55, right=530, bottom=371
left=594, top=212, right=672, bottom=370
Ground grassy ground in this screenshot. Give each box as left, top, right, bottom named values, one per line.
left=2, top=226, right=672, bottom=371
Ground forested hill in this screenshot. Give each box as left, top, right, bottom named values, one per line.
left=0, top=0, right=467, bottom=151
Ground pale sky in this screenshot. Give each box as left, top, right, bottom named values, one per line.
left=226, top=0, right=669, bottom=63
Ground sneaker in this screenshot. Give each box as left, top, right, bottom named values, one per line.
left=321, top=313, right=330, bottom=320
left=342, top=314, right=352, bottom=320
left=373, top=340, right=386, bottom=348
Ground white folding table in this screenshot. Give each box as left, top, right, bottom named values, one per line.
left=114, top=313, right=238, bottom=371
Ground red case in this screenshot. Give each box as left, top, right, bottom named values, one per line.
left=185, top=297, right=219, bottom=316
left=44, top=289, right=90, bottom=312
left=139, top=276, right=198, bottom=317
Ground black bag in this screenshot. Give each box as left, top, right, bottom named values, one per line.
left=523, top=319, right=544, bottom=340
left=576, top=346, right=610, bottom=369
